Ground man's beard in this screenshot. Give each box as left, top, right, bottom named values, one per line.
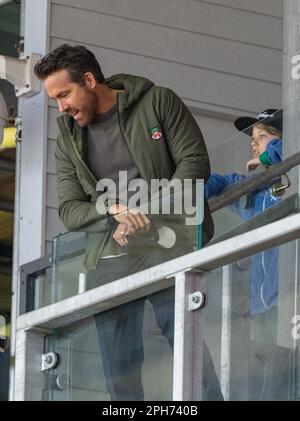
left=76, top=88, right=98, bottom=127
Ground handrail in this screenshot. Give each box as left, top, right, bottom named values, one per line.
left=17, top=213, right=300, bottom=330
left=209, top=193, right=298, bottom=244
left=208, top=151, right=300, bottom=213
left=19, top=150, right=300, bottom=315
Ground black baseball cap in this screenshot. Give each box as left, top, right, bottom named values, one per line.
left=234, top=108, right=283, bottom=136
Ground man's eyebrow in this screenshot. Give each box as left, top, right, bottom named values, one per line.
left=52, top=90, right=69, bottom=99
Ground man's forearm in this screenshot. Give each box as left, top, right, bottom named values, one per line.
left=58, top=199, right=107, bottom=232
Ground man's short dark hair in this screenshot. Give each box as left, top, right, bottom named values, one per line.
left=34, top=44, right=105, bottom=84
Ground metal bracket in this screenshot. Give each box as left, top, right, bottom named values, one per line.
left=55, top=374, right=69, bottom=391
left=41, top=352, right=58, bottom=372
left=188, top=291, right=206, bottom=311
left=0, top=53, right=41, bottom=97
left=270, top=173, right=291, bottom=197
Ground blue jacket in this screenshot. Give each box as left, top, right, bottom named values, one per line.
left=205, top=139, right=282, bottom=315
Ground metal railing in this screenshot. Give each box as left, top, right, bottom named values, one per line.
left=19, top=149, right=300, bottom=315
left=209, top=150, right=300, bottom=213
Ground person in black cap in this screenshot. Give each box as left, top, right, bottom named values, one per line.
left=206, top=109, right=283, bottom=317
left=205, top=109, right=293, bottom=401
left=235, top=108, right=283, bottom=172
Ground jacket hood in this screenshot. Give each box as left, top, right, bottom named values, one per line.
left=57, top=74, right=154, bottom=130
left=105, top=73, right=154, bottom=110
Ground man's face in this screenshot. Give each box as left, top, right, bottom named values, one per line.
left=44, top=69, right=98, bottom=127
left=251, top=125, right=277, bottom=158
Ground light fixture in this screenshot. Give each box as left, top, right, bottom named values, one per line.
left=0, top=52, right=41, bottom=148
left=0, top=92, right=18, bottom=149
left=0, top=53, right=41, bottom=97
left=0, top=91, right=8, bottom=147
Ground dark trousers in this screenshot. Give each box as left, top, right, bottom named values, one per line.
left=249, top=307, right=293, bottom=401
left=89, top=245, right=223, bottom=401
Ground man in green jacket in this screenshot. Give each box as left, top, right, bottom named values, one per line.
left=34, top=44, right=220, bottom=401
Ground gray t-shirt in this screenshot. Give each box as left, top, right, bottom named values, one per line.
left=86, top=105, right=140, bottom=258
left=86, top=105, right=139, bottom=204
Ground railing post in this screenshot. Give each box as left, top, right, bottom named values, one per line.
left=220, top=265, right=231, bottom=401
left=283, top=0, right=300, bottom=107
left=279, top=2, right=300, bottom=361
left=173, top=270, right=206, bottom=401
left=14, top=328, right=46, bottom=401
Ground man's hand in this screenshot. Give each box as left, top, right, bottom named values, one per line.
left=108, top=203, right=151, bottom=235
left=112, top=222, right=130, bottom=246
left=246, top=157, right=260, bottom=172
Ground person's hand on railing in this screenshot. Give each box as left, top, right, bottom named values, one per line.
left=246, top=157, right=260, bottom=171
left=109, top=203, right=152, bottom=246
left=108, top=203, right=152, bottom=235
left=112, top=222, right=131, bottom=246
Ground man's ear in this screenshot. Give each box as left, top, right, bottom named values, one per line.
left=84, top=72, right=96, bottom=89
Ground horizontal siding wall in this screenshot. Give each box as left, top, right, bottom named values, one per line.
left=202, top=0, right=283, bottom=18
left=45, top=0, right=283, bottom=247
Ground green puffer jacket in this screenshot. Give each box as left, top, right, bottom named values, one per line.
left=55, top=74, right=214, bottom=269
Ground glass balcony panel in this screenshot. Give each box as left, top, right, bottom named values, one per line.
left=208, top=102, right=300, bottom=242
left=32, top=235, right=300, bottom=402
left=52, top=231, right=87, bottom=303
left=43, top=286, right=174, bottom=401
left=29, top=182, right=202, bottom=309
left=199, top=240, right=298, bottom=401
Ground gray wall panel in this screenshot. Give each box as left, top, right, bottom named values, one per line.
left=51, top=4, right=282, bottom=83
left=193, top=113, right=236, bottom=152
left=47, top=138, right=56, bottom=175
left=202, top=0, right=283, bottom=17
left=51, top=0, right=282, bottom=48
left=46, top=207, right=65, bottom=241
left=46, top=173, right=58, bottom=209
left=48, top=105, right=60, bottom=140
left=45, top=241, right=52, bottom=256
left=50, top=37, right=281, bottom=113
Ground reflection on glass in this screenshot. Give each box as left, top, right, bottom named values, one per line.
left=36, top=184, right=205, bottom=401
left=31, top=182, right=203, bottom=309
left=201, top=240, right=296, bottom=401
left=207, top=103, right=300, bottom=240
left=44, top=289, right=174, bottom=401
